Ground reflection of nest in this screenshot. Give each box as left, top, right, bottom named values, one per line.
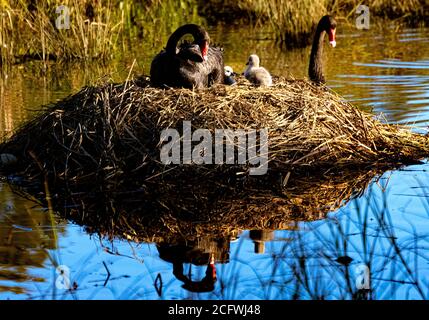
left=26, top=167, right=381, bottom=245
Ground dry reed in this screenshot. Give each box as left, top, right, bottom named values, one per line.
left=1, top=77, right=429, bottom=240
left=2, top=77, right=428, bottom=188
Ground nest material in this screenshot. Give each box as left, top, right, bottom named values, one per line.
left=2, top=77, right=427, bottom=182
left=0, top=79, right=429, bottom=240
left=1, top=77, right=429, bottom=242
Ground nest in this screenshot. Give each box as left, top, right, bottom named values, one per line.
left=1, top=77, right=429, bottom=242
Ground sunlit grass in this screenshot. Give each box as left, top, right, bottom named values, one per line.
left=0, top=0, right=202, bottom=65
left=1, top=0, right=427, bottom=65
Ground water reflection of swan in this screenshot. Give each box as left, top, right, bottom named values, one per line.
left=150, top=24, right=224, bottom=89
left=249, top=230, right=274, bottom=254
left=308, top=15, right=337, bottom=84
left=157, top=239, right=229, bottom=293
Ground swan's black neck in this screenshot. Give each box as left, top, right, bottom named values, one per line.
left=309, top=25, right=327, bottom=84
left=166, top=24, right=209, bottom=55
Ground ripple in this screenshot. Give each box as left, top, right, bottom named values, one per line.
left=353, top=61, right=429, bottom=69
left=406, top=99, right=429, bottom=105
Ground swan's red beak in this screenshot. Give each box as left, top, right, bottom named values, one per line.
left=328, top=28, right=336, bottom=48
left=208, top=254, right=216, bottom=280
left=200, top=41, right=209, bottom=61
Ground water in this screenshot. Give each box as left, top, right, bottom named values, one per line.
left=1, top=22, right=429, bottom=300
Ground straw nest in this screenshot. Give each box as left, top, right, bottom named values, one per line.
left=1, top=76, right=428, bottom=242
left=1, top=77, right=427, bottom=180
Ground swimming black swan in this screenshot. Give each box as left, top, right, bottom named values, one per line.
left=243, top=54, right=272, bottom=87
left=308, top=15, right=337, bottom=84
left=150, top=24, right=224, bottom=89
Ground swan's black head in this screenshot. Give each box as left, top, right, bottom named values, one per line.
left=177, top=43, right=205, bottom=62
left=181, top=24, right=210, bottom=61
left=193, top=26, right=210, bottom=61
left=166, top=24, right=211, bottom=61
left=318, top=15, right=337, bottom=47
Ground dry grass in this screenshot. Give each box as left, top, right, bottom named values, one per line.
left=1, top=0, right=427, bottom=65
left=332, top=0, right=428, bottom=19
left=264, top=0, right=329, bottom=46
left=2, top=76, right=429, bottom=185
left=206, top=0, right=429, bottom=45
left=1, top=77, right=429, bottom=241
left=0, top=0, right=120, bottom=64
left=0, top=0, right=201, bottom=65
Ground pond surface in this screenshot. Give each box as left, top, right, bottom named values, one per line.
left=1, top=21, right=429, bottom=300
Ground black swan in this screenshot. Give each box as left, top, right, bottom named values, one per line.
left=308, top=15, right=337, bottom=84
left=243, top=54, right=273, bottom=86
left=150, top=24, right=224, bottom=89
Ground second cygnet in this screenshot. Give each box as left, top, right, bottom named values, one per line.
left=224, top=66, right=237, bottom=85
left=243, top=54, right=272, bottom=87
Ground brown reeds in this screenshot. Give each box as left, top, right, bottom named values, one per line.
left=200, top=0, right=429, bottom=45
left=2, top=77, right=429, bottom=241
left=0, top=0, right=121, bottom=64
left=0, top=0, right=201, bottom=65
left=1, top=77, right=428, bottom=188
left=1, top=77, right=429, bottom=225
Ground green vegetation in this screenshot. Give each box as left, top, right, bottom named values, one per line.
left=0, top=0, right=427, bottom=64
left=200, top=0, right=428, bottom=46
left=0, top=0, right=201, bottom=65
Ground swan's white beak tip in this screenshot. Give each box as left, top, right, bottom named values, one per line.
left=329, top=40, right=336, bottom=48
